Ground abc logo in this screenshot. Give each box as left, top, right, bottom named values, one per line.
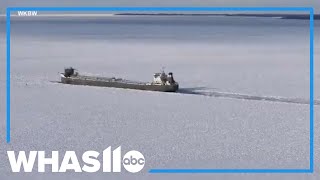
left=122, top=150, right=145, bottom=173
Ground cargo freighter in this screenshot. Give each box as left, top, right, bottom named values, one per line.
left=60, top=67, right=179, bottom=92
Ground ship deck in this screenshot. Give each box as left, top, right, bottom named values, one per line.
left=71, top=75, right=148, bottom=85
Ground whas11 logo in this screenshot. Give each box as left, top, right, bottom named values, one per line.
left=7, top=146, right=145, bottom=173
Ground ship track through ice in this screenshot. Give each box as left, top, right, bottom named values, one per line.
left=178, top=88, right=320, bottom=106
left=55, top=67, right=319, bottom=106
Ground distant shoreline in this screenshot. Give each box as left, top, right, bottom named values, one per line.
left=116, top=13, right=320, bottom=20
left=0, top=13, right=319, bottom=20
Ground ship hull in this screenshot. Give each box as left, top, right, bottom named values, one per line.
left=61, top=76, right=179, bottom=92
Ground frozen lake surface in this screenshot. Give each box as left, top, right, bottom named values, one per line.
left=0, top=15, right=319, bottom=180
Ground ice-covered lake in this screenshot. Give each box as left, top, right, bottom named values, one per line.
left=0, top=15, right=319, bottom=180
